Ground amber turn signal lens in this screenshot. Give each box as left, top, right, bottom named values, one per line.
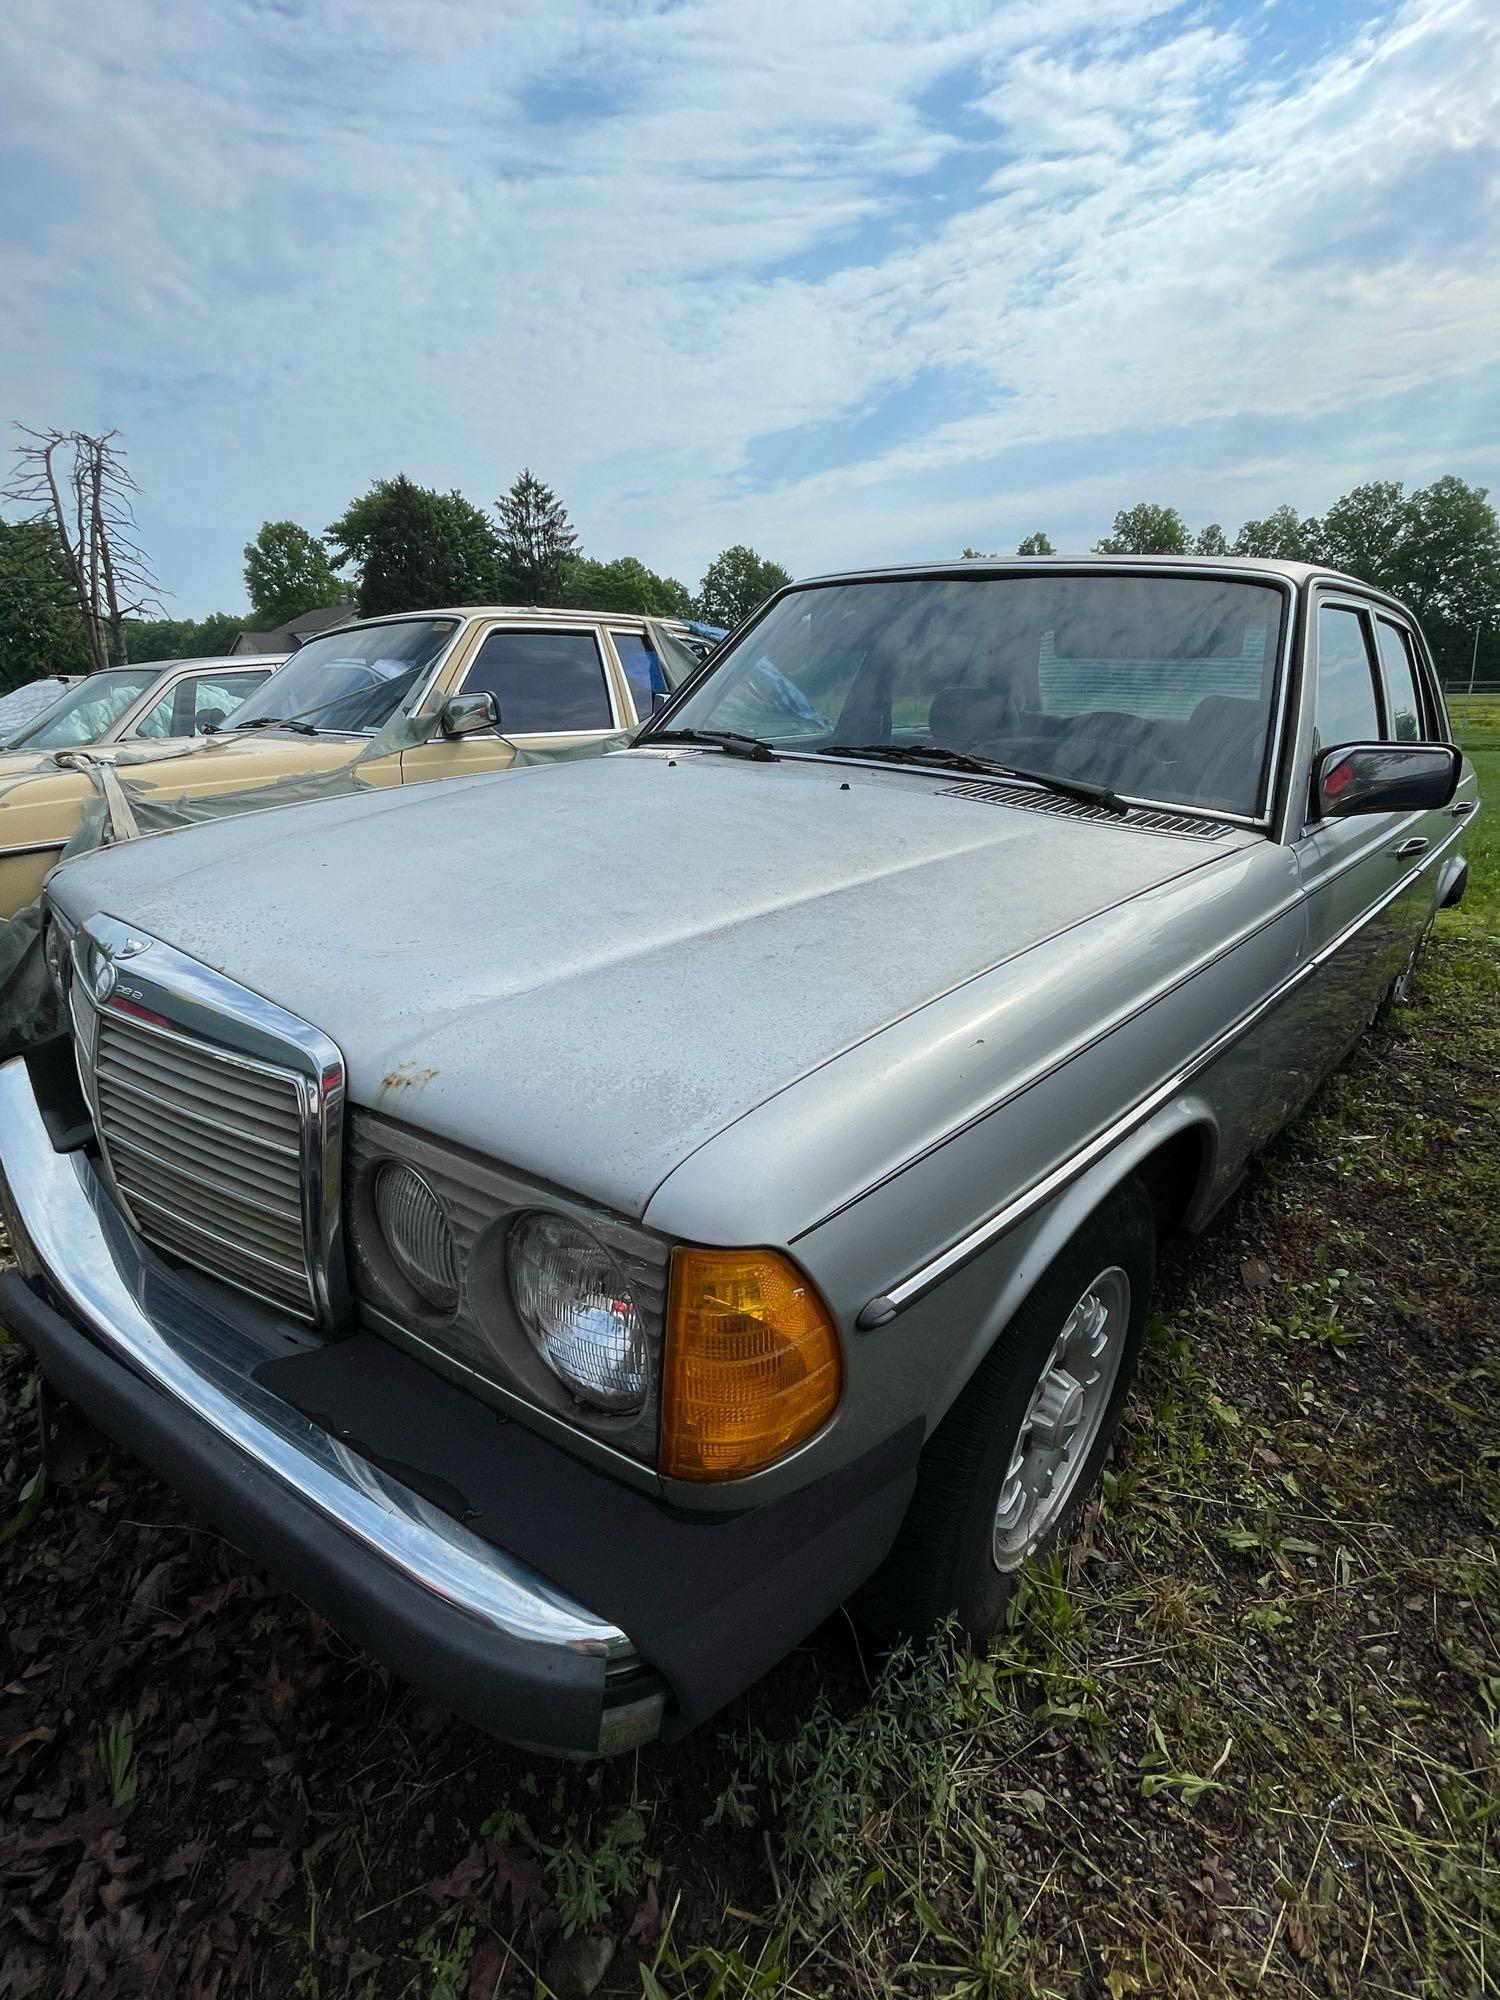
left=661, top=1247, right=842, bottom=1480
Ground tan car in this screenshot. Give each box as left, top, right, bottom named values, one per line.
left=0, top=608, right=705, bottom=916
left=0, top=655, right=282, bottom=764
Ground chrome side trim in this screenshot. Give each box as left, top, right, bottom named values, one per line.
left=858, top=814, right=1473, bottom=1326
left=0, top=1055, right=633, bottom=1665
left=2, top=837, right=69, bottom=860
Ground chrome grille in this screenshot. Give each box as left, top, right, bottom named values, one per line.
left=84, top=1002, right=316, bottom=1318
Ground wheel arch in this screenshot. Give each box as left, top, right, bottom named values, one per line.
left=922, top=1099, right=1218, bottom=1434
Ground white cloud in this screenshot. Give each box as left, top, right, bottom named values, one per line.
left=1, top=0, right=1496, bottom=606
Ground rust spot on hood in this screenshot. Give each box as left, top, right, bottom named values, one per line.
left=379, top=1061, right=440, bottom=1094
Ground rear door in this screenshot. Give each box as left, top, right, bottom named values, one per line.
left=398, top=623, right=627, bottom=785
left=609, top=627, right=668, bottom=727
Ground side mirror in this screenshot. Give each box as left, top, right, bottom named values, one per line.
left=1314, top=742, right=1460, bottom=820
left=439, top=691, right=500, bottom=740
left=195, top=708, right=226, bottom=734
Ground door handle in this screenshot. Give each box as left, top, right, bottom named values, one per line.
left=1389, top=837, right=1429, bottom=857
left=1450, top=799, right=1476, bottom=818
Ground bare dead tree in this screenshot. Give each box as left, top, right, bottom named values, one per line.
left=3, top=427, right=162, bottom=669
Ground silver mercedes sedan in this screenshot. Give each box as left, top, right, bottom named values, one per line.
left=0, top=558, right=1478, bottom=1756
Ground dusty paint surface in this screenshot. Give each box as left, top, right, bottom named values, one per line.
left=49, top=750, right=1252, bottom=1218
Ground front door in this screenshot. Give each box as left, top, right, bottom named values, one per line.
left=399, top=625, right=626, bottom=785
left=1293, top=596, right=1438, bottom=1069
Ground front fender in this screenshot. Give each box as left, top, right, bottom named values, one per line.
left=884, top=1097, right=1219, bottom=1439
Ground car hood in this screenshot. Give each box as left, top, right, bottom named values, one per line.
left=52, top=749, right=1254, bottom=1219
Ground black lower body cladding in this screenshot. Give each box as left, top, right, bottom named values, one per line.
left=250, top=1335, right=923, bottom=1733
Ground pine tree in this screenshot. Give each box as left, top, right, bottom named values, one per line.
left=495, top=469, right=580, bottom=606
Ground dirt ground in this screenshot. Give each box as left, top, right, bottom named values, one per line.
left=2, top=901, right=1496, bottom=1998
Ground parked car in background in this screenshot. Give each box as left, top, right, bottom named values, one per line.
left=0, top=559, right=1476, bottom=1756
left=0, top=677, right=82, bottom=748
left=0, top=656, right=282, bottom=766
left=0, top=608, right=700, bottom=916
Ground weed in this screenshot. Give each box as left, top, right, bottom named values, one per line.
left=98, top=1710, right=139, bottom=1807
left=541, top=1804, right=653, bottom=1936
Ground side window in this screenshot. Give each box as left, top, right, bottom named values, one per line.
left=132, top=672, right=267, bottom=739
left=461, top=630, right=613, bottom=734
left=132, top=688, right=178, bottom=739
left=1314, top=606, right=1380, bottom=752
left=612, top=631, right=665, bottom=722
left=1373, top=621, right=1425, bottom=743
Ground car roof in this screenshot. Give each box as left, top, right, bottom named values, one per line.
left=128, top=654, right=287, bottom=673
left=797, top=554, right=1334, bottom=586
left=297, top=607, right=694, bottom=629
left=785, top=555, right=1433, bottom=625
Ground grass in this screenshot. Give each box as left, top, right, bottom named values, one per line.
left=1452, top=692, right=1498, bottom=933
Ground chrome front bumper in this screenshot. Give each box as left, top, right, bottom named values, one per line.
left=0, top=1054, right=662, bottom=1755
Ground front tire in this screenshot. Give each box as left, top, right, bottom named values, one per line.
left=865, top=1178, right=1155, bottom=1640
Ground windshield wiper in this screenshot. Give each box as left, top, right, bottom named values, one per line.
left=229, top=715, right=320, bottom=736
left=815, top=743, right=1128, bottom=814
left=645, top=727, right=779, bottom=762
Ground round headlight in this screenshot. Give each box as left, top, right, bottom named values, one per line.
left=373, top=1163, right=460, bottom=1313
left=508, top=1213, right=649, bottom=1414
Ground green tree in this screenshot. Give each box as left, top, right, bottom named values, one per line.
left=243, top=519, right=345, bottom=627
left=326, top=476, right=503, bottom=617
left=494, top=468, right=579, bottom=605
left=1398, top=477, right=1500, bottom=682
left=1194, top=523, right=1230, bottom=556
left=1315, top=476, right=1500, bottom=685
left=695, top=545, right=792, bottom=628
left=1232, top=505, right=1320, bottom=562
left=125, top=612, right=247, bottom=661
left=1307, top=481, right=1411, bottom=592
left=0, top=517, right=92, bottom=691
left=1093, top=503, right=1190, bottom=555
left=561, top=555, right=693, bottom=617
left=1017, top=531, right=1056, bottom=555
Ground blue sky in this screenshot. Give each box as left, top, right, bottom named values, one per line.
left=3, top=0, right=1497, bottom=614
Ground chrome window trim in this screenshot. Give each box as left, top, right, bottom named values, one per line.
left=456, top=620, right=628, bottom=736
left=323, top=613, right=470, bottom=737
left=72, top=913, right=351, bottom=1328
left=856, top=814, right=1473, bottom=1326
left=1373, top=612, right=1447, bottom=743
left=1311, top=593, right=1389, bottom=737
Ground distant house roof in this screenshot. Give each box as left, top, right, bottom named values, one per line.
left=229, top=603, right=353, bottom=656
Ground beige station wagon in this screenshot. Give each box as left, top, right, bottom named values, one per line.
left=0, top=608, right=706, bottom=916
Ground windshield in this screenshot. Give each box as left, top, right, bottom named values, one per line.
left=10, top=667, right=161, bottom=750
left=654, top=573, right=1287, bottom=818
left=227, top=618, right=459, bottom=735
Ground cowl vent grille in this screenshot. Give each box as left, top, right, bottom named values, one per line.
left=936, top=780, right=1231, bottom=840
